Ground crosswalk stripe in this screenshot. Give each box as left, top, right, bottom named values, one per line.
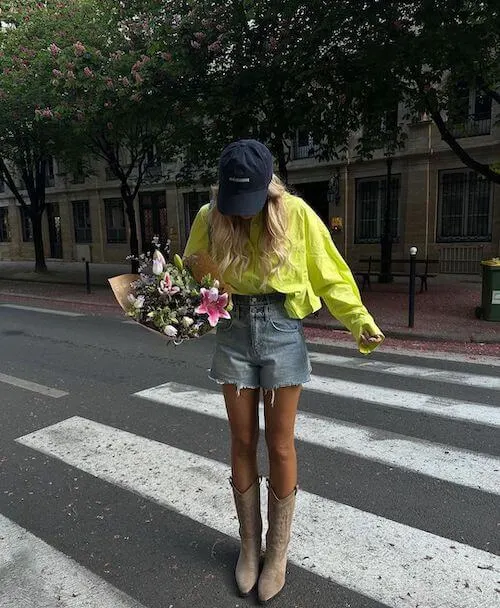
left=134, top=383, right=500, bottom=494
left=16, top=416, right=500, bottom=608
left=307, top=375, right=500, bottom=428
left=0, top=303, right=84, bottom=317
left=0, top=372, right=68, bottom=398
left=0, top=514, right=145, bottom=608
left=309, top=352, right=500, bottom=390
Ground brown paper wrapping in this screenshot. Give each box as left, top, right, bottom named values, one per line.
left=108, top=274, right=139, bottom=312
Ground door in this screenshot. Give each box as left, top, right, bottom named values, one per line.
left=139, top=192, right=167, bottom=253
left=46, top=202, right=63, bottom=258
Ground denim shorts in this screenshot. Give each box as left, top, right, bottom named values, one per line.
left=209, top=293, right=311, bottom=393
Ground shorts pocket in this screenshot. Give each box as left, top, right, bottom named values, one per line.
left=270, top=318, right=301, bottom=333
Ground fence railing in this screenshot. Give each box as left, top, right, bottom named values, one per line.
left=448, top=116, right=491, bottom=139
left=438, top=244, right=485, bottom=274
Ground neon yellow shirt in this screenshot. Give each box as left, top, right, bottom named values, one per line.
left=183, top=193, right=383, bottom=353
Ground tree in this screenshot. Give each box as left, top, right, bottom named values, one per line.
left=345, top=0, right=500, bottom=183
left=137, top=0, right=358, bottom=185
left=45, top=3, right=186, bottom=272
left=0, top=1, right=98, bottom=271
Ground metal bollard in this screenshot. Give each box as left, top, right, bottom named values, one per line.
left=85, top=261, right=91, bottom=294
left=408, top=246, right=417, bottom=327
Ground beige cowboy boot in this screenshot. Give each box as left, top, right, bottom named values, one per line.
left=258, top=484, right=297, bottom=604
left=231, top=478, right=262, bottom=596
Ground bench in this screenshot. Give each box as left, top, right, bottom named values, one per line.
left=355, top=257, right=439, bottom=292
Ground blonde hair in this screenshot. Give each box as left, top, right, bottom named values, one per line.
left=209, top=174, right=292, bottom=287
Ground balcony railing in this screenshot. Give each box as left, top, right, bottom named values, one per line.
left=292, top=142, right=318, bottom=160
left=448, top=115, right=491, bottom=139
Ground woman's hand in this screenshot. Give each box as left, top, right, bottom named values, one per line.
left=360, top=331, right=384, bottom=347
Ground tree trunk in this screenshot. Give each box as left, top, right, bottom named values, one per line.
left=122, top=187, right=140, bottom=274
left=379, top=157, right=393, bottom=283
left=31, top=211, right=47, bottom=273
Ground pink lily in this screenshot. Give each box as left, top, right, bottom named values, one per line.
left=195, top=287, right=230, bottom=327
left=158, top=273, right=180, bottom=296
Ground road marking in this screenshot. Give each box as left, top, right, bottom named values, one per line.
left=0, top=304, right=83, bottom=317
left=308, top=374, right=500, bottom=428
left=307, top=338, right=500, bottom=367
left=16, top=416, right=500, bottom=608
left=0, top=373, right=68, bottom=398
left=0, top=514, right=146, bottom=608
left=134, top=383, right=500, bottom=494
left=309, top=352, right=500, bottom=390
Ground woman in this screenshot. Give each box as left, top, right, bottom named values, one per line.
left=184, top=139, right=383, bottom=603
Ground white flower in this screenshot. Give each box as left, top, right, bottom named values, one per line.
left=182, top=316, right=194, bottom=328
left=208, top=287, right=219, bottom=302
left=152, top=259, right=164, bottom=275
left=153, top=249, right=166, bottom=267
left=127, top=294, right=145, bottom=309
left=164, top=325, right=178, bottom=337
left=213, top=280, right=220, bottom=289
left=134, top=295, right=145, bottom=309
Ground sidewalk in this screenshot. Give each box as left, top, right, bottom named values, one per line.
left=0, top=260, right=498, bottom=345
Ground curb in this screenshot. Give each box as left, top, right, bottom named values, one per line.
left=302, top=319, right=500, bottom=345
left=0, top=292, right=118, bottom=310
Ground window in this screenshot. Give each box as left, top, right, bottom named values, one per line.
left=20, top=206, right=33, bottom=241
left=293, top=130, right=316, bottom=159
left=448, top=82, right=492, bottom=137
left=72, top=200, right=92, bottom=243
left=438, top=170, right=491, bottom=241
left=0, top=208, right=9, bottom=242
left=104, top=198, right=126, bottom=243
left=46, top=156, right=55, bottom=187
left=105, top=167, right=119, bottom=181
left=355, top=176, right=400, bottom=243
left=72, top=159, right=86, bottom=184
left=183, top=190, right=210, bottom=236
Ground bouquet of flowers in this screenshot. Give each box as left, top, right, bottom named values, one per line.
left=109, top=240, right=231, bottom=344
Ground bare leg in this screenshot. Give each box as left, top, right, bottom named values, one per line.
left=223, top=385, right=262, bottom=596
left=263, top=386, right=302, bottom=498
left=223, top=385, right=260, bottom=492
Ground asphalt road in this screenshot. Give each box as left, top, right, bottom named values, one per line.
left=0, top=303, right=499, bottom=608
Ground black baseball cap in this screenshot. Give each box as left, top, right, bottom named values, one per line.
left=217, top=139, right=273, bottom=216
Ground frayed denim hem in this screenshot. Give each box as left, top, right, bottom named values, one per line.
left=209, top=373, right=310, bottom=406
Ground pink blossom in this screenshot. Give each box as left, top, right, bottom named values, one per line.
left=195, top=288, right=230, bottom=327
left=208, top=41, right=221, bottom=53
left=133, top=72, right=144, bottom=84
left=121, top=76, right=130, bottom=87
left=158, top=274, right=180, bottom=297
left=190, top=40, right=201, bottom=49
left=52, top=69, right=63, bottom=78
left=105, top=78, right=114, bottom=89
left=73, top=41, right=86, bottom=56
left=49, top=43, right=61, bottom=56
left=66, top=70, right=75, bottom=79
left=160, top=52, right=172, bottom=61
left=83, top=66, right=94, bottom=78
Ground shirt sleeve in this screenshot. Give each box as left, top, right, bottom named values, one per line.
left=183, top=204, right=210, bottom=257
left=303, top=205, right=383, bottom=354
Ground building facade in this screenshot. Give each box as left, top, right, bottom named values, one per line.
left=0, top=108, right=499, bottom=274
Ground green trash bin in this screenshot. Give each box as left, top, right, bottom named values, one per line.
left=479, top=259, right=500, bottom=321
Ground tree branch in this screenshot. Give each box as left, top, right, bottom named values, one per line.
left=430, top=109, right=500, bottom=183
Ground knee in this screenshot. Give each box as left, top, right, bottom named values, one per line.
left=265, top=435, right=295, bottom=463
left=231, top=430, right=258, bottom=458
